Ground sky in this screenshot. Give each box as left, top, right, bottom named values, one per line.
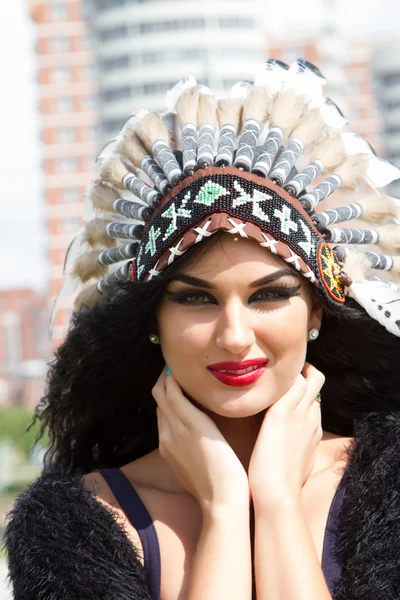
left=0, top=0, right=45, bottom=291
left=1, top=0, right=400, bottom=291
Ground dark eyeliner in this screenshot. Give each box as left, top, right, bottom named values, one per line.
left=166, top=289, right=216, bottom=304
left=249, top=284, right=301, bottom=302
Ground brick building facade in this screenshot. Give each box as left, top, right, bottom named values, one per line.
left=28, top=0, right=99, bottom=343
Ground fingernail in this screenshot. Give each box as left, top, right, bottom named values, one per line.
left=166, top=367, right=171, bottom=375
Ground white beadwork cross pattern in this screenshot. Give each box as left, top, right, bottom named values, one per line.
left=274, top=205, right=298, bottom=235
left=232, top=180, right=271, bottom=222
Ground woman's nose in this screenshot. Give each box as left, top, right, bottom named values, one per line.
left=215, top=300, right=255, bottom=355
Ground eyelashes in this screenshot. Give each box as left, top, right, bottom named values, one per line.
left=166, top=284, right=302, bottom=306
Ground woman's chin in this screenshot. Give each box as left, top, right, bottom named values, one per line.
left=198, top=391, right=275, bottom=419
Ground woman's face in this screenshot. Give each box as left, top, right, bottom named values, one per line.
left=157, top=234, right=323, bottom=418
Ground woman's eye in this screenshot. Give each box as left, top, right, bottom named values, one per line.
left=250, top=285, right=301, bottom=302
left=167, top=291, right=215, bottom=305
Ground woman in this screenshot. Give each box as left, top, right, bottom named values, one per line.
left=4, top=59, right=400, bottom=599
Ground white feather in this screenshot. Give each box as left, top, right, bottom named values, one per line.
left=122, top=109, right=150, bottom=133
left=165, top=75, right=197, bottom=112
left=49, top=275, right=81, bottom=339
left=309, top=96, right=348, bottom=129
left=62, top=230, right=83, bottom=274
left=161, top=110, right=177, bottom=132
left=283, top=59, right=326, bottom=98
left=229, top=81, right=252, bottom=100
left=364, top=156, right=400, bottom=188
left=198, top=85, right=213, bottom=96
left=95, top=139, right=118, bottom=164
left=349, top=280, right=400, bottom=337
left=83, top=189, right=95, bottom=221
left=340, top=133, right=374, bottom=156
left=254, top=60, right=288, bottom=94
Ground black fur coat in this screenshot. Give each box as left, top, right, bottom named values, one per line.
left=3, top=412, right=400, bottom=599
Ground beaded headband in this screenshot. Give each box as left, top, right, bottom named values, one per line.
left=55, top=58, right=400, bottom=337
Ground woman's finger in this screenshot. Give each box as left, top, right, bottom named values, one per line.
left=300, top=363, right=325, bottom=409
left=271, top=373, right=308, bottom=412
left=154, top=370, right=190, bottom=433
left=164, top=370, right=211, bottom=428
left=151, top=367, right=170, bottom=410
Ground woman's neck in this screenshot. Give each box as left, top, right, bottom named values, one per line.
left=209, top=411, right=266, bottom=472
left=138, top=415, right=353, bottom=494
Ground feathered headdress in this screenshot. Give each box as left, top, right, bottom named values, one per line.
left=54, top=58, right=400, bottom=338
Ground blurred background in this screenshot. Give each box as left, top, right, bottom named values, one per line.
left=1, top=0, right=400, bottom=595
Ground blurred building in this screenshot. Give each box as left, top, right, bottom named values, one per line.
left=85, top=0, right=266, bottom=139
left=0, top=290, right=49, bottom=408
left=372, top=42, right=400, bottom=196
left=28, top=0, right=100, bottom=342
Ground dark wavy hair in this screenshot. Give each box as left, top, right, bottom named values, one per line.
left=33, top=234, right=400, bottom=474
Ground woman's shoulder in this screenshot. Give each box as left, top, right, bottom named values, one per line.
left=3, top=468, right=152, bottom=600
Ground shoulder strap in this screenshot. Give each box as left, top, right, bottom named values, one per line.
left=4, top=469, right=152, bottom=599
left=99, top=468, right=161, bottom=600
left=322, top=473, right=348, bottom=594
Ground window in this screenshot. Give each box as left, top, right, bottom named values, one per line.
left=103, top=118, right=124, bottom=135
left=140, top=19, right=206, bottom=34
left=58, top=158, right=78, bottom=172
left=101, top=86, right=131, bottom=102
left=217, top=47, right=260, bottom=59
left=382, top=72, right=400, bottom=86
left=96, top=0, right=128, bottom=8
left=61, top=218, right=81, bottom=234
left=96, top=0, right=154, bottom=9
left=49, top=4, right=68, bottom=21
left=58, top=128, right=76, bottom=143
left=143, top=82, right=173, bottom=95
left=142, top=52, right=158, bottom=64
left=51, top=37, right=70, bottom=52
left=99, top=25, right=128, bottom=42
left=60, top=188, right=80, bottom=203
left=52, top=67, right=71, bottom=83
left=101, top=55, right=130, bottom=71
left=219, top=17, right=255, bottom=28
left=181, top=48, right=207, bottom=61
left=55, top=96, right=74, bottom=111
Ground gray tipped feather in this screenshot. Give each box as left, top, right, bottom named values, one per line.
left=135, top=112, right=170, bottom=151
left=83, top=218, right=116, bottom=248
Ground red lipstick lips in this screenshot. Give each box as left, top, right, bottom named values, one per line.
left=207, top=358, right=268, bottom=387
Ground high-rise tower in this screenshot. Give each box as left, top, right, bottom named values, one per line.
left=85, top=0, right=266, bottom=139
left=29, top=0, right=99, bottom=342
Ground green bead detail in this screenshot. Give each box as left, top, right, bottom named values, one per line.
left=145, top=225, right=162, bottom=256
left=194, top=180, right=229, bottom=206
left=162, top=191, right=192, bottom=241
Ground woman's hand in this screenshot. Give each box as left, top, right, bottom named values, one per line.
left=248, top=362, right=324, bottom=508
left=152, top=367, right=249, bottom=514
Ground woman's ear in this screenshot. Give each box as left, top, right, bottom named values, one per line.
left=310, top=301, right=324, bottom=332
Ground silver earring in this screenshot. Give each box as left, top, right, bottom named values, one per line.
left=149, top=333, right=160, bottom=344
left=308, top=328, right=319, bottom=341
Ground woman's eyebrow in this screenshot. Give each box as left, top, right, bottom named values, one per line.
left=249, top=269, right=301, bottom=287
left=171, top=274, right=215, bottom=288
left=171, top=269, right=300, bottom=289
